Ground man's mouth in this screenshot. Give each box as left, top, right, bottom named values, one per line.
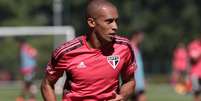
left=108, top=33, right=116, bottom=37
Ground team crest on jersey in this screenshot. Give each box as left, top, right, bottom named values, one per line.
left=107, top=55, right=120, bottom=69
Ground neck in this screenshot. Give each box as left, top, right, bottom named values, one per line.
left=86, top=32, right=101, bottom=49
left=86, top=32, right=111, bottom=50
left=131, top=40, right=138, bottom=47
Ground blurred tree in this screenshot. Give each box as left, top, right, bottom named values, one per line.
left=63, top=0, right=201, bottom=75
left=0, top=0, right=52, bottom=26
left=0, top=0, right=53, bottom=79
left=0, top=0, right=201, bottom=79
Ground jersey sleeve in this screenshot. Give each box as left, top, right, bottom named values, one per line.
left=188, top=41, right=201, bottom=59
left=121, top=46, right=137, bottom=81
left=45, top=52, right=67, bottom=82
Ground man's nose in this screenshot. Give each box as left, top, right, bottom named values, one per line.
left=112, top=22, right=118, bottom=31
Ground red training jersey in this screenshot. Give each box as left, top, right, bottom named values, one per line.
left=45, top=35, right=136, bottom=101
left=188, top=39, right=201, bottom=77
left=172, top=46, right=188, bottom=71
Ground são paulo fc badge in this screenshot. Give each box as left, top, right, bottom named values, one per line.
left=107, top=55, right=120, bottom=69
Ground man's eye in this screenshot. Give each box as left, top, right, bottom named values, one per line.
left=106, top=19, right=114, bottom=24
left=115, top=19, right=118, bottom=23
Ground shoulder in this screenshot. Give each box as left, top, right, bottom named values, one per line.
left=188, top=40, right=200, bottom=50
left=53, top=36, right=84, bottom=59
left=114, top=35, right=136, bottom=64
left=114, top=35, right=132, bottom=50
left=114, top=35, right=135, bottom=57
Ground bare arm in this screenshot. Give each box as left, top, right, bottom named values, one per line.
left=41, top=75, right=57, bottom=101
left=119, top=78, right=135, bottom=101
left=108, top=77, right=135, bottom=101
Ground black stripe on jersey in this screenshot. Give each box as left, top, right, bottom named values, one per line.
left=114, top=35, right=130, bottom=44
left=56, top=43, right=83, bottom=62
left=115, top=36, right=135, bottom=63
left=51, top=38, right=83, bottom=67
left=52, top=37, right=83, bottom=66
left=114, top=35, right=130, bottom=46
left=54, top=36, right=83, bottom=59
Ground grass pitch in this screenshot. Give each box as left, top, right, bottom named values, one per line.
left=0, top=81, right=192, bottom=101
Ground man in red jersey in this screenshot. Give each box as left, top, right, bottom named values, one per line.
left=188, top=36, right=201, bottom=101
left=41, top=0, right=136, bottom=101
left=171, top=42, right=188, bottom=84
left=171, top=42, right=190, bottom=95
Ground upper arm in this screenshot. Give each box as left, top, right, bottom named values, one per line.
left=188, top=41, right=201, bottom=59
left=45, top=60, right=64, bottom=83
left=44, top=50, right=69, bottom=85
left=121, top=46, right=136, bottom=82
left=41, top=74, right=56, bottom=88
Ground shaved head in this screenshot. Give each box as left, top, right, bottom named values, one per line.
left=86, top=0, right=117, bottom=19
left=86, top=0, right=119, bottom=44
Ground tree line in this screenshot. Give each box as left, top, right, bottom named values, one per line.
left=0, top=0, right=200, bottom=79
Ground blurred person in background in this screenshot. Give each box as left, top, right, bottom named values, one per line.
left=16, top=39, right=38, bottom=101
left=129, top=31, right=146, bottom=101
left=171, top=42, right=190, bottom=95
left=0, top=69, right=12, bottom=81
left=41, top=0, right=136, bottom=101
left=188, top=36, right=201, bottom=101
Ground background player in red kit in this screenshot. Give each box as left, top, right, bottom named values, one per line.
left=41, top=0, right=136, bottom=101
left=171, top=42, right=188, bottom=85
left=188, top=36, right=201, bottom=101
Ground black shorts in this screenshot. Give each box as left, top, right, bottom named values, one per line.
left=191, top=75, right=201, bottom=95
left=132, top=90, right=145, bottom=100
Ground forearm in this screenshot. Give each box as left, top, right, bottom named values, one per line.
left=119, top=79, right=135, bottom=101
left=41, top=79, right=57, bottom=101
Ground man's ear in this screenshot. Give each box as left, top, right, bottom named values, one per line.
left=87, top=18, right=96, bottom=28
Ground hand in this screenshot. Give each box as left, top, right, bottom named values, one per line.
left=108, top=92, right=124, bottom=101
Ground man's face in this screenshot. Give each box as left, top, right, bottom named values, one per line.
left=137, top=33, right=144, bottom=44
left=94, top=6, right=119, bottom=42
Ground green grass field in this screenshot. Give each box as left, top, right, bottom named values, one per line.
left=0, top=81, right=192, bottom=101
